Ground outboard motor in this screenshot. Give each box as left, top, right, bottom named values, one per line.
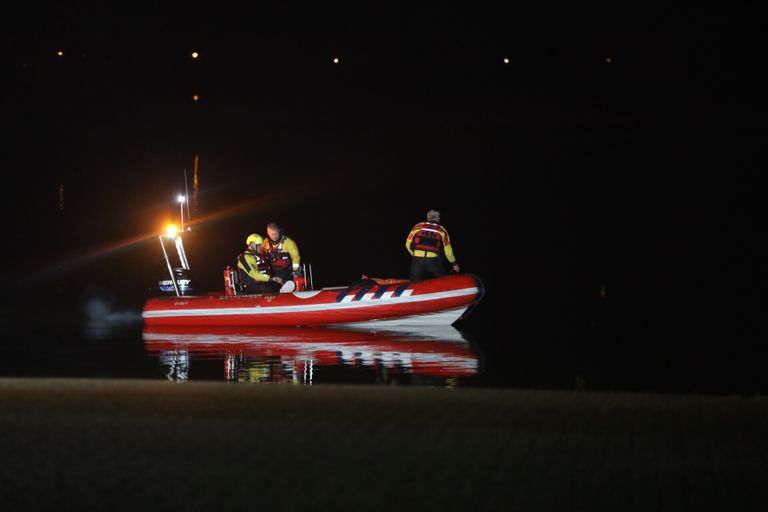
left=158, top=267, right=194, bottom=295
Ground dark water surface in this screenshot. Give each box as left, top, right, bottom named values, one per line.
left=1, top=290, right=764, bottom=395
left=0, top=308, right=484, bottom=386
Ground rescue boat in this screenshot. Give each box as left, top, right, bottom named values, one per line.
left=143, top=273, right=483, bottom=327
left=142, top=229, right=483, bottom=327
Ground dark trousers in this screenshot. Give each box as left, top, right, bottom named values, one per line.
left=409, top=257, right=448, bottom=281
left=272, top=267, right=293, bottom=282
left=241, top=279, right=281, bottom=294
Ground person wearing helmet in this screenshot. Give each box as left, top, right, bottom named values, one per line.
left=405, top=210, right=460, bottom=281
left=262, top=222, right=301, bottom=282
left=237, top=233, right=284, bottom=294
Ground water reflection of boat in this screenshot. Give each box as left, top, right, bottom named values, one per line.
left=142, top=325, right=479, bottom=385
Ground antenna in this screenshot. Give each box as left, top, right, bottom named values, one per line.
left=193, top=154, right=199, bottom=214
left=177, top=194, right=186, bottom=231
left=183, top=169, right=192, bottom=229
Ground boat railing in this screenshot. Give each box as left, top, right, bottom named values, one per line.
left=160, top=234, right=181, bottom=297
left=302, top=262, right=314, bottom=291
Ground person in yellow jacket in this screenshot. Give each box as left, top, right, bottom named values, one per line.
left=405, top=210, right=460, bottom=281
left=237, top=234, right=284, bottom=294
left=262, top=222, right=301, bottom=282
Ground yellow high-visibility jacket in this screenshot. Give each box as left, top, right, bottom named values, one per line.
left=405, top=222, right=457, bottom=263
left=237, top=251, right=270, bottom=282
left=262, top=236, right=301, bottom=271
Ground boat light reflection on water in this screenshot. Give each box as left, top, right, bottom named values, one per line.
left=142, top=325, right=480, bottom=386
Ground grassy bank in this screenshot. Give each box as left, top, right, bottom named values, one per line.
left=2, top=378, right=767, bottom=511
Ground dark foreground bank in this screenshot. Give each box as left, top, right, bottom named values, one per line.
left=2, top=378, right=767, bottom=511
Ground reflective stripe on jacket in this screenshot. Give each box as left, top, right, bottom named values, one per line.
left=410, top=222, right=443, bottom=252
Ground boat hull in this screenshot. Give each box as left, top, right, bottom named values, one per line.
left=142, top=274, right=482, bottom=327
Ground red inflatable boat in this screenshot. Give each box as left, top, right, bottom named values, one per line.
left=143, top=273, right=483, bottom=327
left=142, top=230, right=483, bottom=327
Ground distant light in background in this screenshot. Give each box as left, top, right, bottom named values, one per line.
left=606, top=57, right=612, bottom=64
left=192, top=94, right=199, bottom=102
left=177, top=195, right=186, bottom=204
left=503, top=57, right=509, bottom=64
left=191, top=51, right=199, bottom=59
left=332, top=57, right=340, bottom=64
left=56, top=51, right=64, bottom=57
left=166, top=225, right=178, bottom=238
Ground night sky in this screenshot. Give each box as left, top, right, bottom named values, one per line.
left=1, top=5, right=764, bottom=347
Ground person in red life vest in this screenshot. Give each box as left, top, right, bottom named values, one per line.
left=237, top=233, right=284, bottom=294
left=262, top=222, right=301, bottom=282
left=405, top=210, right=460, bottom=281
